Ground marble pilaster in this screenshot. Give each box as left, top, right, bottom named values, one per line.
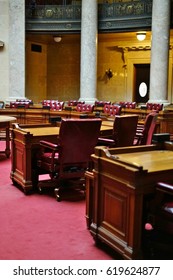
left=0, top=0, right=9, bottom=101
left=8, top=0, right=25, bottom=102
left=149, top=0, right=170, bottom=104
left=79, top=0, right=98, bottom=104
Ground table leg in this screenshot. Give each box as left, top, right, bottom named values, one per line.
left=5, top=126, right=10, bottom=158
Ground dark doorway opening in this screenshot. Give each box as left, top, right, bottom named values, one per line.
left=134, top=64, right=150, bottom=104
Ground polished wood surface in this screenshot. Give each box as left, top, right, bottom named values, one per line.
left=10, top=122, right=113, bottom=193
left=116, top=149, right=173, bottom=172
left=2, top=106, right=173, bottom=134
left=23, top=126, right=60, bottom=136
left=87, top=142, right=173, bottom=260
left=0, top=115, right=16, bottom=157
left=13, top=123, right=111, bottom=137
left=0, top=108, right=96, bottom=124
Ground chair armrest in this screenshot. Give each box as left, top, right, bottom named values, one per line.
left=98, top=137, right=116, bottom=147
left=98, top=137, right=115, bottom=144
left=39, top=140, right=59, bottom=150
left=156, top=182, right=173, bottom=195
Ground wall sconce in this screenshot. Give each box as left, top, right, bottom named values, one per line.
left=0, top=41, right=4, bottom=48
left=136, top=31, right=146, bottom=41
left=53, top=36, right=62, bottom=43
left=105, top=68, right=113, bottom=79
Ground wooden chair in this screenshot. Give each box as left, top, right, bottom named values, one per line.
left=16, top=99, right=33, bottom=105
left=36, top=118, right=102, bottom=201
left=42, top=100, right=59, bottom=108
left=76, top=103, right=94, bottom=113
left=98, top=115, right=138, bottom=147
left=143, top=181, right=173, bottom=259
left=134, top=112, right=158, bottom=145
left=10, top=101, right=30, bottom=108
left=118, top=101, right=136, bottom=109
left=95, top=101, right=111, bottom=107
left=50, top=101, right=64, bottom=110
left=103, top=104, right=122, bottom=116
left=146, top=102, right=163, bottom=112
left=68, top=100, right=85, bottom=106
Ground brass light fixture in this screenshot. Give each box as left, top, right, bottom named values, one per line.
left=105, top=69, right=113, bottom=79
left=136, top=31, right=146, bottom=41
left=53, top=36, right=62, bottom=43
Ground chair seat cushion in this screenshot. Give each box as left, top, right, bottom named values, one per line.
left=37, top=152, right=87, bottom=174
left=37, top=152, right=60, bottom=173
left=39, top=152, right=59, bottom=164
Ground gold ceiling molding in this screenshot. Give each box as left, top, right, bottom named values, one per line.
left=116, top=45, right=151, bottom=51
left=115, top=45, right=151, bottom=67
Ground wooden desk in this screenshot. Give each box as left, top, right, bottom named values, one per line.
left=10, top=124, right=60, bottom=193
left=4, top=107, right=173, bottom=136
left=87, top=142, right=173, bottom=260
left=10, top=122, right=113, bottom=193
left=0, top=115, right=16, bottom=157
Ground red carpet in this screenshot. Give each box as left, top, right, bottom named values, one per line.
left=0, top=142, right=118, bottom=260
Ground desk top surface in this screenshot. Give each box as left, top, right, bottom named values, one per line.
left=117, top=149, right=173, bottom=172
left=102, top=120, right=114, bottom=127
left=0, top=115, right=16, bottom=122
left=24, top=126, right=60, bottom=136
left=20, top=123, right=111, bottom=136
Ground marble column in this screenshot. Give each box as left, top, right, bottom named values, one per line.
left=149, top=0, right=170, bottom=104
left=79, top=0, right=98, bottom=104
left=8, top=0, right=25, bottom=102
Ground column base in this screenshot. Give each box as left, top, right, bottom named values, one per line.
left=78, top=97, right=98, bottom=105
left=147, top=99, right=170, bottom=106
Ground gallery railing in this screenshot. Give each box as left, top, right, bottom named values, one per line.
left=99, top=0, right=152, bottom=31
left=26, top=1, right=172, bottom=33
left=26, top=3, right=82, bottom=32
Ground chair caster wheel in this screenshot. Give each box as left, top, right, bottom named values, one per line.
left=23, top=189, right=28, bottom=195
left=54, top=188, right=61, bottom=202
left=56, top=196, right=61, bottom=202
left=38, top=186, right=43, bottom=194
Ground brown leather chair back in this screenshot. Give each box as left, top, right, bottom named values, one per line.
left=112, top=115, right=138, bottom=147
left=146, top=103, right=163, bottom=111
left=141, top=112, right=158, bottom=145
left=37, top=118, right=102, bottom=200
left=103, top=104, right=122, bottom=116
left=76, top=104, right=94, bottom=112
left=58, top=119, right=101, bottom=168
